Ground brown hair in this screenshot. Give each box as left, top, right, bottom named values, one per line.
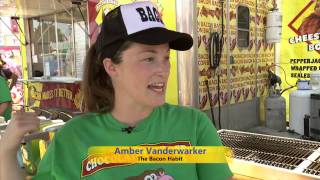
left=81, top=41, right=133, bottom=113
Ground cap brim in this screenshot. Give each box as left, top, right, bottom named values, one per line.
left=127, top=28, right=193, bottom=51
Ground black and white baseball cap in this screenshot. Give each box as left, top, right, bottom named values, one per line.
left=95, top=1, right=193, bottom=59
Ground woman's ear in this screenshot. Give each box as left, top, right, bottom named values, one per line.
left=102, top=58, right=117, bottom=77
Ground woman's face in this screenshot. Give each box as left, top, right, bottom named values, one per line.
left=111, top=42, right=170, bottom=109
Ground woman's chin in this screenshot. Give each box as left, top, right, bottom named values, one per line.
left=148, top=99, right=166, bottom=108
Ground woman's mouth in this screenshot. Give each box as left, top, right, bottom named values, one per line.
left=147, top=82, right=165, bottom=93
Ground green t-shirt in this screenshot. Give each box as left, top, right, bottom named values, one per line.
left=33, top=103, right=233, bottom=180
left=0, top=76, right=12, bottom=121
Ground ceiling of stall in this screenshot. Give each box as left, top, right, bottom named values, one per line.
left=0, top=0, right=85, bottom=18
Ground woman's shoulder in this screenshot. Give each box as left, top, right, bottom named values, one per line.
left=160, top=103, right=205, bottom=116
left=159, top=103, right=208, bottom=124
left=55, top=112, right=106, bottom=135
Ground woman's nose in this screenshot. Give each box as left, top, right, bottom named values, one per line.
left=156, top=61, right=170, bottom=75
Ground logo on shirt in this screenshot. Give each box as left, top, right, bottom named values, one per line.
left=126, top=168, right=174, bottom=180
left=81, top=141, right=191, bottom=177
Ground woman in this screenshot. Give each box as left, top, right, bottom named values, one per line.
left=0, top=2, right=233, bottom=179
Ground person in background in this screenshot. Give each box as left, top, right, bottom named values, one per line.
left=0, top=72, right=12, bottom=121
left=0, top=1, right=233, bottom=179
left=0, top=54, right=13, bottom=121
left=0, top=58, right=18, bottom=89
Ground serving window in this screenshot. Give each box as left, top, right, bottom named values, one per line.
left=29, top=5, right=88, bottom=80
left=237, top=5, right=250, bottom=48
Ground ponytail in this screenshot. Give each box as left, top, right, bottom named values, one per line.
left=81, top=44, right=114, bottom=113
left=81, top=41, right=133, bottom=113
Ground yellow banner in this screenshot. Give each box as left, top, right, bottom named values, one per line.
left=280, top=0, right=320, bottom=120
left=87, top=146, right=232, bottom=163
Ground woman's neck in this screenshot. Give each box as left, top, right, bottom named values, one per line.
left=111, top=103, right=154, bottom=127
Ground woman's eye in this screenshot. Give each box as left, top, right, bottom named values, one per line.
left=145, top=57, right=154, bottom=62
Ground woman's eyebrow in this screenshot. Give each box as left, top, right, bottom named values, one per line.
left=139, top=49, right=157, bottom=54
left=139, top=48, right=170, bottom=54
